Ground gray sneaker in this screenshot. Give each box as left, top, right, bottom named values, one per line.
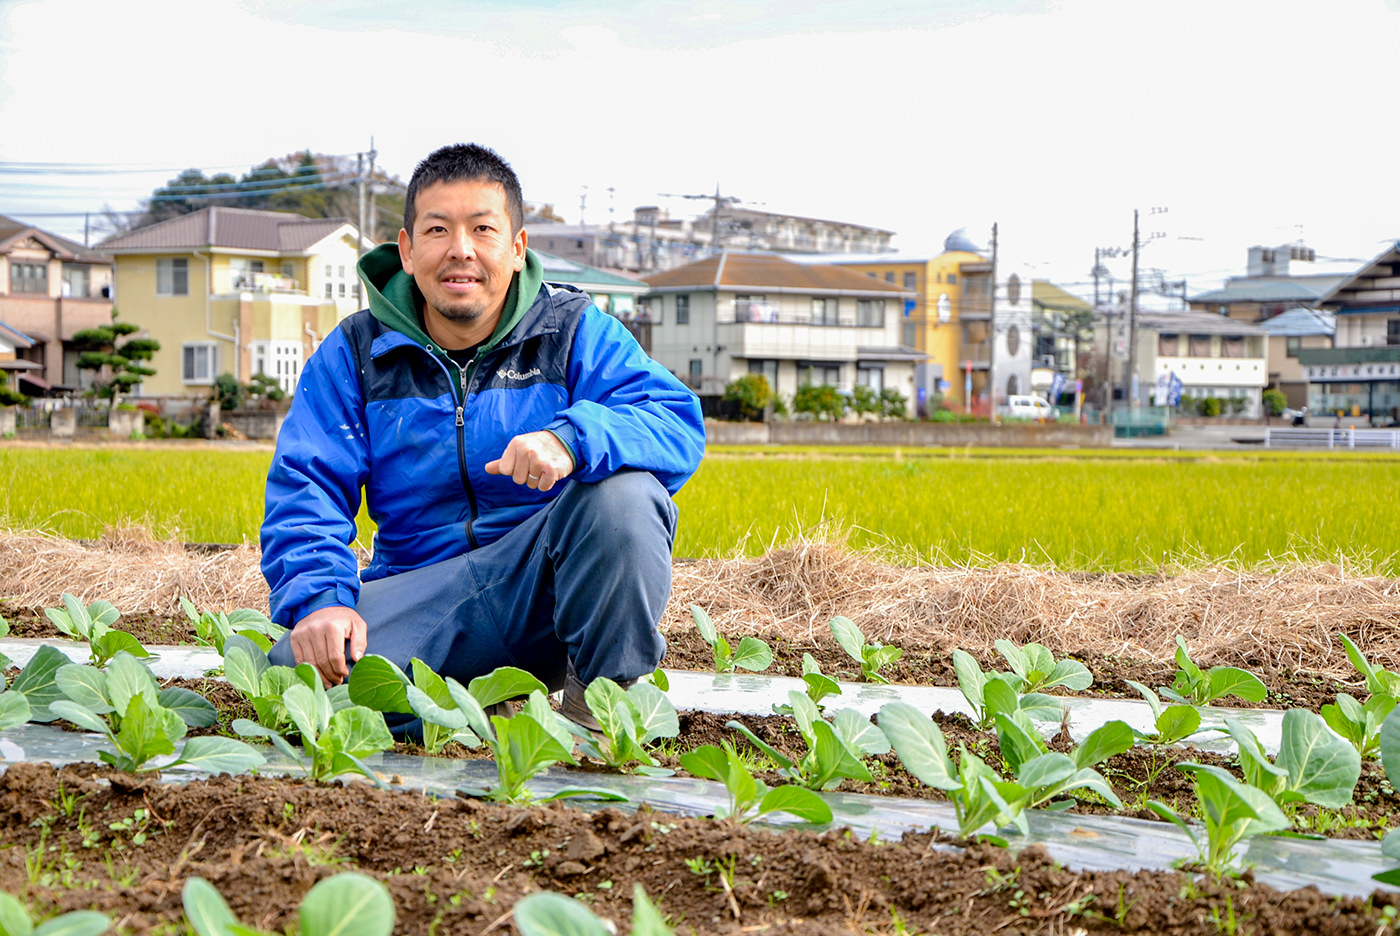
left=482, top=700, right=514, bottom=721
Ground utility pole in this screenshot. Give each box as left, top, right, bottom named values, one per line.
left=356, top=151, right=366, bottom=258
left=1127, top=208, right=1140, bottom=409
left=988, top=222, right=998, bottom=410
left=710, top=183, right=723, bottom=254
left=366, top=138, right=377, bottom=245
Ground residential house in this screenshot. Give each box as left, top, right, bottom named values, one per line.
left=785, top=229, right=1035, bottom=413
left=1301, top=240, right=1400, bottom=425
left=531, top=204, right=895, bottom=276
left=0, top=214, right=114, bottom=393
left=1257, top=308, right=1334, bottom=410
left=1030, top=280, right=1095, bottom=393
left=640, top=252, right=920, bottom=414
left=98, top=207, right=365, bottom=397
left=1127, top=309, right=1269, bottom=417
left=1189, top=245, right=1347, bottom=322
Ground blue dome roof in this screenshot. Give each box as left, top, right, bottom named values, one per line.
left=943, top=228, right=984, bottom=255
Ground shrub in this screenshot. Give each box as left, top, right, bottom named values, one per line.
left=723, top=374, right=772, bottom=421
left=880, top=387, right=908, bottom=419
left=0, top=371, right=26, bottom=407
left=849, top=384, right=881, bottom=418
left=1197, top=397, right=1222, bottom=417
left=793, top=384, right=846, bottom=421
left=928, top=408, right=957, bottom=423
left=247, top=372, right=287, bottom=403
left=214, top=373, right=245, bottom=412
left=1229, top=397, right=1247, bottom=416
left=1262, top=388, right=1287, bottom=417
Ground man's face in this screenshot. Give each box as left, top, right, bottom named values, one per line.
left=398, top=179, right=526, bottom=337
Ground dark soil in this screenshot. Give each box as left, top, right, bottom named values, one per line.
left=1, top=763, right=1394, bottom=936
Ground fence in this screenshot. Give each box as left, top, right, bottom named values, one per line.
left=1263, top=427, right=1400, bottom=451
left=13, top=400, right=110, bottom=431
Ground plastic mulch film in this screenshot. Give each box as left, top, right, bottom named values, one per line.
left=0, top=721, right=1388, bottom=898
left=2, top=638, right=225, bottom=680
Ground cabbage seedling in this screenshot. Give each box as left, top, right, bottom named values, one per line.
left=830, top=615, right=903, bottom=684
left=0, top=890, right=109, bottom=936
left=0, top=675, right=30, bottom=730
left=952, top=649, right=1063, bottom=729
left=690, top=604, right=773, bottom=673
left=730, top=690, right=887, bottom=790
left=346, top=653, right=500, bottom=754
left=994, top=640, right=1092, bottom=694
left=1371, top=706, right=1400, bottom=886
left=180, top=596, right=286, bottom=654
left=8, top=644, right=70, bottom=723
left=221, top=635, right=305, bottom=732
left=678, top=741, right=832, bottom=824
left=772, top=653, right=842, bottom=715
left=233, top=663, right=392, bottom=786
left=1148, top=763, right=1290, bottom=877
left=572, top=677, right=680, bottom=775
left=183, top=872, right=394, bottom=936
left=1124, top=679, right=1202, bottom=745
left=878, top=701, right=1030, bottom=838
left=50, top=653, right=263, bottom=774
left=1159, top=637, right=1266, bottom=707
left=1338, top=632, right=1400, bottom=698
left=993, top=712, right=1130, bottom=810
left=1321, top=692, right=1393, bottom=760
left=514, top=884, right=673, bottom=936
left=1220, top=712, right=1361, bottom=810
left=45, top=592, right=148, bottom=667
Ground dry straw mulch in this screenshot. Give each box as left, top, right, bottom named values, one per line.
left=3, top=525, right=1398, bottom=679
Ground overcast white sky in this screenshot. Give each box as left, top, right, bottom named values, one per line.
left=2, top=0, right=1397, bottom=298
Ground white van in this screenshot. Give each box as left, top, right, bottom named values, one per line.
left=1000, top=395, right=1058, bottom=421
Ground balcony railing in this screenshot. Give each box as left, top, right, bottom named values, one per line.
left=718, top=300, right=878, bottom=327
left=233, top=272, right=300, bottom=293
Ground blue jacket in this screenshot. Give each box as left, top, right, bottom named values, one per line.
left=261, top=245, right=705, bottom=626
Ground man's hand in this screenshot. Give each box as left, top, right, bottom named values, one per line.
left=485, top=430, right=575, bottom=492
left=290, top=605, right=367, bottom=687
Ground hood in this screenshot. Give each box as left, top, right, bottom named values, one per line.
left=357, top=242, right=545, bottom=356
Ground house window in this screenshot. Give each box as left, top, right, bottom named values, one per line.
left=812, top=298, right=836, bottom=325
left=281, top=261, right=295, bottom=279
left=61, top=266, right=90, bottom=298
left=325, top=282, right=334, bottom=298
left=903, top=272, right=917, bottom=290
left=157, top=258, right=189, bottom=296
left=1222, top=336, right=1244, bottom=358
left=688, top=359, right=703, bottom=377
left=338, top=282, right=346, bottom=297
left=797, top=361, right=840, bottom=386
left=325, top=264, right=333, bottom=279
left=884, top=272, right=895, bottom=284
left=902, top=322, right=916, bottom=346
left=182, top=342, right=217, bottom=384
left=1286, top=337, right=1301, bottom=357
left=11, top=261, right=47, bottom=294
left=676, top=294, right=689, bottom=325
left=338, top=265, right=346, bottom=278
left=1188, top=334, right=1211, bottom=357
left=1388, top=320, right=1400, bottom=347
left=250, top=340, right=304, bottom=394
left=1158, top=334, right=1179, bottom=355
left=748, top=358, right=778, bottom=390
left=946, top=273, right=957, bottom=285
left=856, top=365, right=884, bottom=393
left=856, top=299, right=885, bottom=327
left=735, top=294, right=769, bottom=322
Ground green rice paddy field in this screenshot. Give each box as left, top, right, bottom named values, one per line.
left=2, top=444, right=1397, bottom=573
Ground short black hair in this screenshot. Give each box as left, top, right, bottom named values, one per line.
left=403, top=143, right=524, bottom=238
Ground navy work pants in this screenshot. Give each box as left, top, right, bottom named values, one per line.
left=268, top=470, right=677, bottom=692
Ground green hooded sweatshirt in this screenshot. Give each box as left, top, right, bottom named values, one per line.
left=356, top=242, right=545, bottom=375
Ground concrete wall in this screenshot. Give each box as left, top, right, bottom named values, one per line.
left=704, top=419, right=1112, bottom=447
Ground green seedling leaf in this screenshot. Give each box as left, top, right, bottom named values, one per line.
left=1274, top=709, right=1362, bottom=809
left=727, top=719, right=796, bottom=772
left=631, top=884, right=674, bottom=936
left=491, top=707, right=576, bottom=801
left=731, top=636, right=773, bottom=672
left=830, top=615, right=867, bottom=663
left=0, top=892, right=34, bottom=936
left=628, top=682, right=679, bottom=744
left=299, top=871, right=395, bottom=936
left=994, top=710, right=1047, bottom=775
left=49, top=698, right=115, bottom=738
left=13, top=644, right=73, bottom=722
left=284, top=682, right=330, bottom=745
left=513, top=890, right=611, bottom=936
left=1018, top=691, right=1067, bottom=723
left=0, top=690, right=31, bottom=729
left=832, top=708, right=889, bottom=756
left=55, top=663, right=113, bottom=714
left=32, top=911, right=112, bottom=936
left=90, top=630, right=149, bottom=665
left=467, top=666, right=546, bottom=708
left=689, top=604, right=718, bottom=646
left=174, top=737, right=267, bottom=775
left=649, top=667, right=669, bottom=692
left=113, top=694, right=180, bottom=768
left=1156, top=704, right=1202, bottom=744
left=325, top=706, right=395, bottom=761
left=106, top=652, right=161, bottom=719
left=861, top=644, right=903, bottom=683
left=1340, top=633, right=1400, bottom=698
left=1205, top=667, right=1268, bottom=704
left=878, top=702, right=959, bottom=790
left=222, top=635, right=270, bottom=690
left=1074, top=720, right=1134, bottom=769
left=678, top=744, right=730, bottom=782
left=158, top=687, right=218, bottom=728
left=346, top=654, right=413, bottom=714
left=952, top=649, right=987, bottom=715
left=757, top=784, right=833, bottom=823
left=183, top=876, right=240, bottom=936
left=982, top=677, right=1021, bottom=722
left=1044, top=658, right=1093, bottom=691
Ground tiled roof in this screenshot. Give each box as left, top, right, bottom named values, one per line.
left=1191, top=280, right=1328, bottom=304
left=535, top=250, right=646, bottom=289
left=1258, top=308, right=1336, bottom=336
left=0, top=320, right=36, bottom=348
left=1136, top=309, right=1267, bottom=336
left=643, top=252, right=912, bottom=294
left=98, top=207, right=354, bottom=253
left=0, top=214, right=111, bottom=262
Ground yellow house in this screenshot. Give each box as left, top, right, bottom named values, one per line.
left=795, top=230, right=994, bottom=411
left=100, top=207, right=366, bottom=397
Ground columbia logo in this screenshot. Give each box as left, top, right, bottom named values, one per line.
left=497, top=367, right=543, bottom=381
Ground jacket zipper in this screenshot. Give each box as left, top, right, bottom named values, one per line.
left=454, top=358, right=482, bottom=550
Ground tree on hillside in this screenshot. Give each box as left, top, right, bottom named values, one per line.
left=71, top=310, right=159, bottom=404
